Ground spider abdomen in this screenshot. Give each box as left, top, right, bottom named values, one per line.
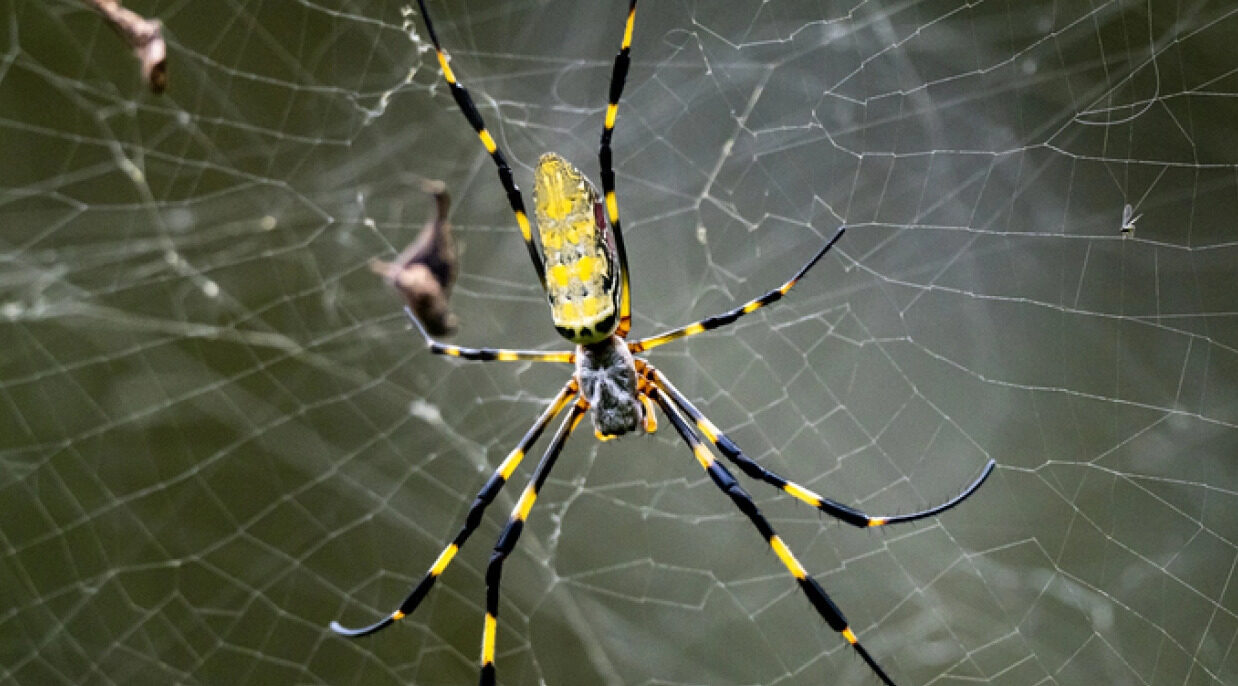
left=534, top=152, right=620, bottom=345
left=576, top=336, right=643, bottom=438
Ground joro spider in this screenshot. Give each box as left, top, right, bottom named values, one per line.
left=331, top=2, right=996, bottom=684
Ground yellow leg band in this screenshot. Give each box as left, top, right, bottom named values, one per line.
left=497, top=449, right=524, bottom=480
left=769, top=535, right=806, bottom=579
left=516, top=211, right=532, bottom=241
left=478, top=129, right=497, bottom=154
left=782, top=482, right=823, bottom=508
left=514, top=486, right=537, bottom=522
left=436, top=51, right=456, bottom=84
left=692, top=443, right=714, bottom=470
left=482, top=613, right=497, bottom=664
left=429, top=543, right=459, bottom=576
left=606, top=191, right=619, bottom=223
left=695, top=419, right=718, bottom=443
left=622, top=7, right=636, bottom=49
left=640, top=395, right=657, bottom=433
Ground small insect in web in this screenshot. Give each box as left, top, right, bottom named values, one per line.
left=330, top=2, right=996, bottom=685
left=1120, top=203, right=1141, bottom=237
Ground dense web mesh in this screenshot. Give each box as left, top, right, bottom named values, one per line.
left=3, top=1, right=1237, bottom=685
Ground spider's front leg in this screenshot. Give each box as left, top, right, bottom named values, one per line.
left=415, top=0, right=546, bottom=289
left=649, top=367, right=995, bottom=528
left=598, top=0, right=639, bottom=338
left=629, top=226, right=846, bottom=354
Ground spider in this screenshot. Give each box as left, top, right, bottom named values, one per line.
left=330, top=2, right=996, bottom=684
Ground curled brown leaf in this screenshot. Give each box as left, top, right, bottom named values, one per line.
left=371, top=179, right=459, bottom=336
left=86, top=0, right=167, bottom=93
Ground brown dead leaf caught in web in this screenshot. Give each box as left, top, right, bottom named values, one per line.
left=85, top=0, right=167, bottom=93
left=370, top=178, right=460, bottom=336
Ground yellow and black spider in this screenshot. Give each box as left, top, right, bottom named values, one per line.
left=331, top=2, right=996, bottom=684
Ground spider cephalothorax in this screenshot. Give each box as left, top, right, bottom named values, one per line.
left=331, top=3, right=995, bottom=685
left=576, top=335, right=645, bottom=438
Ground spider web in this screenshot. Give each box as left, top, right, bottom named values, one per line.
left=3, top=1, right=1237, bottom=684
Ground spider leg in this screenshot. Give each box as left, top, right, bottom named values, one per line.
left=329, top=381, right=579, bottom=638
left=599, top=0, right=638, bottom=338
left=629, top=226, right=845, bottom=353
left=649, top=366, right=995, bottom=528
left=650, top=387, right=897, bottom=686
left=415, top=0, right=546, bottom=289
left=405, top=307, right=576, bottom=364
left=479, top=400, right=587, bottom=686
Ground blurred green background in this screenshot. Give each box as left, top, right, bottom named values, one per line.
left=2, top=1, right=1236, bottom=684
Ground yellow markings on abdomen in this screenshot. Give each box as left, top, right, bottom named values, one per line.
left=534, top=153, right=619, bottom=344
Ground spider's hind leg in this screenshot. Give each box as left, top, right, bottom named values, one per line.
left=649, top=366, right=995, bottom=528
left=649, top=386, right=898, bottom=686
left=329, top=381, right=579, bottom=638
